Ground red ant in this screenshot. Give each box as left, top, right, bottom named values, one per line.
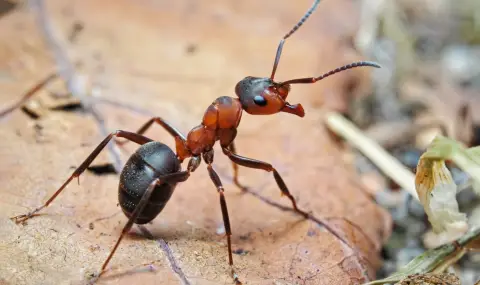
left=10, top=0, right=380, bottom=283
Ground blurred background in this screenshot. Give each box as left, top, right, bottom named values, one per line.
left=350, top=0, right=480, bottom=283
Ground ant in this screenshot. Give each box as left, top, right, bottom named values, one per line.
left=10, top=0, right=380, bottom=283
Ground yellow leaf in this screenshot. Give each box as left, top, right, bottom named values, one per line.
left=415, top=157, right=468, bottom=235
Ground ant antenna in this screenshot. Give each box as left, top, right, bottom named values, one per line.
left=280, top=61, right=381, bottom=85
left=270, top=0, right=321, bottom=80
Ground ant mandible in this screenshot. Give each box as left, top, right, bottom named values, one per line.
left=10, top=0, right=380, bottom=283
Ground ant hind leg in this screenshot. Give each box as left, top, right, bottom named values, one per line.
left=10, top=131, right=152, bottom=224
left=115, top=117, right=185, bottom=146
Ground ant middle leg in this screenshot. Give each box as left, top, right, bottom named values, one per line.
left=222, top=147, right=309, bottom=218
left=10, top=131, right=152, bottom=224
left=116, top=117, right=185, bottom=146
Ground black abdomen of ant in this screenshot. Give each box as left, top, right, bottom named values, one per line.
left=119, top=142, right=181, bottom=224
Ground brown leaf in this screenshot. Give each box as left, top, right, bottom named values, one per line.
left=0, top=0, right=390, bottom=284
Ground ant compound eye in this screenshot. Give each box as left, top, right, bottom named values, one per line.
left=253, top=95, right=267, bottom=106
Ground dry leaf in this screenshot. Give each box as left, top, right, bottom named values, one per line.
left=0, top=0, right=390, bottom=284
left=412, top=134, right=480, bottom=241
left=415, top=158, right=468, bottom=235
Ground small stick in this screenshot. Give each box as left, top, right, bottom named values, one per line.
left=325, top=111, right=418, bottom=200
left=0, top=72, right=58, bottom=118
left=29, top=0, right=123, bottom=173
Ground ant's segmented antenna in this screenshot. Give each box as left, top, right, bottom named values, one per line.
left=280, top=61, right=381, bottom=85
left=270, top=0, right=321, bottom=80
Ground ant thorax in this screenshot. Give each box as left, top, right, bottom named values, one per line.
left=177, top=96, right=243, bottom=159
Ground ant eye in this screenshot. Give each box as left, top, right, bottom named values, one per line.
left=253, top=95, right=267, bottom=106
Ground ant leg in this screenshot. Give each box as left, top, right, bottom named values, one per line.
left=10, top=130, right=153, bottom=224
left=227, top=141, right=244, bottom=190
left=0, top=72, right=58, bottom=117
left=206, top=164, right=242, bottom=285
left=97, top=171, right=190, bottom=278
left=116, top=117, right=185, bottom=146
left=222, top=147, right=309, bottom=218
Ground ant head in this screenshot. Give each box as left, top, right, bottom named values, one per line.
left=235, top=77, right=305, bottom=117
left=235, top=0, right=381, bottom=119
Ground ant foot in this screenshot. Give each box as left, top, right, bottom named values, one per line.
left=299, top=209, right=311, bottom=219
left=10, top=210, right=39, bottom=224
left=231, top=268, right=243, bottom=285
left=292, top=206, right=310, bottom=219
left=304, top=209, right=314, bottom=219
left=87, top=269, right=106, bottom=285
left=10, top=205, right=45, bottom=224
left=86, top=273, right=99, bottom=285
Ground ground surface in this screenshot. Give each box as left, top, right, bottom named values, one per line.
left=0, top=1, right=390, bottom=284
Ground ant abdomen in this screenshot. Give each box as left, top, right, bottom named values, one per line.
left=118, top=141, right=181, bottom=224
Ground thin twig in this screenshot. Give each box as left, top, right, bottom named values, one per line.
left=137, top=225, right=191, bottom=285
left=325, top=111, right=418, bottom=200
left=242, top=186, right=372, bottom=280
left=29, top=0, right=123, bottom=173
left=93, top=97, right=157, bottom=118
left=0, top=72, right=58, bottom=118
left=215, top=164, right=372, bottom=281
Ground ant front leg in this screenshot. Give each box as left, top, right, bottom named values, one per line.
left=94, top=172, right=190, bottom=280
left=222, top=147, right=309, bottom=218
left=227, top=141, right=245, bottom=190
left=116, top=117, right=185, bottom=146
left=10, top=130, right=152, bottom=224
